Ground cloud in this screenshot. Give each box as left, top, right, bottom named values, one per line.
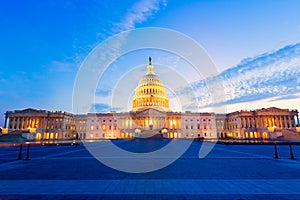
left=269, top=94, right=300, bottom=102
left=115, top=0, right=167, bottom=31
left=90, top=0, right=167, bottom=112
left=181, top=43, right=300, bottom=108
left=86, top=0, right=168, bottom=83
left=106, top=0, right=167, bottom=65
left=92, top=103, right=122, bottom=113
left=47, top=60, right=76, bottom=72
left=95, top=89, right=112, bottom=97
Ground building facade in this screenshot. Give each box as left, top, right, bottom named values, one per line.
left=72, top=58, right=217, bottom=140
left=4, top=108, right=77, bottom=140
left=225, top=107, right=299, bottom=140
left=2, top=58, right=300, bottom=141
left=74, top=110, right=217, bottom=140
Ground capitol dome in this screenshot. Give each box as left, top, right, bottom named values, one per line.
left=131, top=57, right=171, bottom=112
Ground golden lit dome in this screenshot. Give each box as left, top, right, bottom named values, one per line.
left=131, top=57, right=171, bottom=112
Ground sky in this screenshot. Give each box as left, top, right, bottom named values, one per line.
left=1, top=0, right=300, bottom=126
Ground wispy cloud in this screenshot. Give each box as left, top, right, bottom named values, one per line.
left=90, top=0, right=167, bottom=112
left=219, top=43, right=300, bottom=103
left=269, top=94, right=300, bottom=102
left=46, top=60, right=77, bottom=73
left=180, top=43, right=300, bottom=109
left=105, top=0, right=167, bottom=64
left=95, top=89, right=112, bottom=97
left=115, top=0, right=167, bottom=32
left=48, top=0, right=167, bottom=81
left=92, top=103, right=122, bottom=113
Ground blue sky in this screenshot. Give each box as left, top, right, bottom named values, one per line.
left=1, top=0, right=300, bottom=126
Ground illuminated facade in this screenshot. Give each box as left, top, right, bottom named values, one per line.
left=225, top=107, right=299, bottom=140
left=2, top=58, right=300, bottom=141
left=131, top=57, right=171, bottom=112
left=73, top=58, right=216, bottom=139
left=4, top=108, right=77, bottom=140
left=77, top=111, right=216, bottom=139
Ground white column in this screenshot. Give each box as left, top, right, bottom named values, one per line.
left=247, top=117, right=250, bottom=128
left=288, top=115, right=292, bottom=128
left=16, top=117, right=20, bottom=130
left=283, top=116, right=287, bottom=128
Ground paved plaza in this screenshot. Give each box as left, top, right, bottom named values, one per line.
left=1, top=139, right=300, bottom=199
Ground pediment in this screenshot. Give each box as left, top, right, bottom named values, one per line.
left=18, top=108, right=42, bottom=113
left=132, top=108, right=166, bottom=117
left=15, top=108, right=47, bottom=114
left=258, top=107, right=288, bottom=113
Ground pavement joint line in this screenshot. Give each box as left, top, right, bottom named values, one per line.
left=35, top=143, right=101, bottom=159
left=38, top=142, right=114, bottom=159
left=213, top=146, right=271, bottom=159
left=214, top=146, right=300, bottom=164
left=0, top=160, right=27, bottom=172
left=1, top=179, right=300, bottom=195
left=0, top=146, right=80, bottom=156
left=37, top=156, right=268, bottom=160
left=0, top=142, right=123, bottom=162
left=39, top=148, right=87, bottom=159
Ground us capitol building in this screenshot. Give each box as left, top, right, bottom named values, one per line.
left=2, top=58, right=300, bottom=141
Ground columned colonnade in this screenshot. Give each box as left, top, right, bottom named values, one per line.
left=4, top=109, right=76, bottom=140
left=120, top=116, right=181, bottom=130
left=240, top=115, right=298, bottom=129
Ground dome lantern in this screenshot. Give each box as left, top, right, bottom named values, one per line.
left=146, top=57, right=154, bottom=75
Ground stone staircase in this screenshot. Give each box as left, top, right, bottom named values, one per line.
left=135, top=129, right=163, bottom=139
left=282, top=129, right=300, bottom=141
